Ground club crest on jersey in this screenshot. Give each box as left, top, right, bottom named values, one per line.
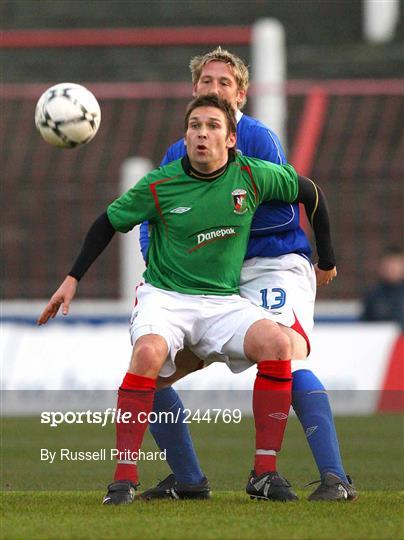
left=232, top=189, right=247, bottom=215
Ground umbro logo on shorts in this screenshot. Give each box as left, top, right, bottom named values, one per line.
left=170, top=207, right=192, bottom=214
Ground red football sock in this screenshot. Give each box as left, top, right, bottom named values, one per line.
left=253, top=360, right=292, bottom=475
left=113, top=372, right=156, bottom=484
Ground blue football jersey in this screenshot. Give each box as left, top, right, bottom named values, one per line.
left=139, top=113, right=311, bottom=261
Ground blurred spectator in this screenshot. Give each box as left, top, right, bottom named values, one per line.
left=361, top=246, right=404, bottom=328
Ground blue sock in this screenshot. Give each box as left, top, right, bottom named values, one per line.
left=149, top=387, right=205, bottom=485
left=292, top=369, right=348, bottom=481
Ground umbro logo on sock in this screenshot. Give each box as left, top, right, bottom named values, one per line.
left=305, top=425, right=318, bottom=438
left=268, top=412, right=288, bottom=420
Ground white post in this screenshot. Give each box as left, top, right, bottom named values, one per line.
left=119, top=157, right=153, bottom=303
left=252, top=18, right=286, bottom=150
left=363, top=0, right=400, bottom=42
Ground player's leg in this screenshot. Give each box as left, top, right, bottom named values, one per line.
left=240, top=255, right=356, bottom=500
left=271, top=268, right=355, bottom=499
left=103, top=284, right=187, bottom=505
left=269, top=331, right=357, bottom=500
left=142, top=349, right=210, bottom=499
left=291, top=366, right=357, bottom=500
left=197, top=299, right=297, bottom=501
left=137, top=351, right=212, bottom=500
left=103, top=334, right=168, bottom=505
left=241, top=319, right=297, bottom=501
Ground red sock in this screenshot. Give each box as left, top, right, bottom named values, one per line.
left=113, top=372, right=156, bottom=484
left=253, top=360, right=292, bottom=475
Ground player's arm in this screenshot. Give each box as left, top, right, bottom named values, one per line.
left=38, top=177, right=156, bottom=325
left=37, top=212, right=116, bottom=325
left=252, top=160, right=336, bottom=286
left=295, top=176, right=337, bottom=286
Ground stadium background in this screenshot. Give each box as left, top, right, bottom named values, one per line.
left=1, top=5, right=404, bottom=539
left=1, top=0, right=403, bottom=303
left=0, top=2, right=403, bottom=401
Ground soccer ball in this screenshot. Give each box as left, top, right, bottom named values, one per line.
left=34, top=83, right=101, bottom=148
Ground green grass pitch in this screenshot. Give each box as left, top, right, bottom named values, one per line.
left=1, top=414, right=403, bottom=539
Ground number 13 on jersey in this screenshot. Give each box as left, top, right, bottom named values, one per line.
left=260, top=287, right=286, bottom=310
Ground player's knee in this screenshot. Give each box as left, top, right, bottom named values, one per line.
left=269, top=329, right=291, bottom=360
left=131, top=339, right=167, bottom=377
left=283, top=328, right=308, bottom=359
left=245, top=320, right=291, bottom=361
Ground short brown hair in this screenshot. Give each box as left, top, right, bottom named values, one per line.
left=189, top=46, right=249, bottom=109
left=184, top=94, right=237, bottom=158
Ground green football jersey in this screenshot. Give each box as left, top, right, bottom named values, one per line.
left=107, top=155, right=298, bottom=295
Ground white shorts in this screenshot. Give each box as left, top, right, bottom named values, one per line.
left=240, top=253, right=316, bottom=355
left=129, top=283, right=275, bottom=377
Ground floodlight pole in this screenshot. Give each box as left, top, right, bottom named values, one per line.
left=252, top=18, right=287, bottom=150
left=119, top=157, right=151, bottom=303
left=363, top=0, right=400, bottom=42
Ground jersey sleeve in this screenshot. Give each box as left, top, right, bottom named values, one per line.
left=296, top=176, right=336, bottom=268
left=68, top=212, right=116, bottom=281
left=107, top=176, right=158, bottom=233
left=249, top=160, right=299, bottom=204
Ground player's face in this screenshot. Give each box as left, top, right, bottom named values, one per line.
left=193, top=61, right=245, bottom=110
left=185, top=106, right=236, bottom=173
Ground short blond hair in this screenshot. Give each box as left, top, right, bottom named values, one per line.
left=189, top=46, right=249, bottom=109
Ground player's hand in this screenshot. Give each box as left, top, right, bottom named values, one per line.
left=37, top=276, right=78, bottom=325
left=315, top=265, right=337, bottom=287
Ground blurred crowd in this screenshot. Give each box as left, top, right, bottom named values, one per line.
left=361, top=246, right=404, bottom=328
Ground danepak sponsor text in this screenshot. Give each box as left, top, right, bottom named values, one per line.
left=197, top=227, right=236, bottom=244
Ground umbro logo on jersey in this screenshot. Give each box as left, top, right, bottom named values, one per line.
left=169, top=207, right=192, bottom=214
